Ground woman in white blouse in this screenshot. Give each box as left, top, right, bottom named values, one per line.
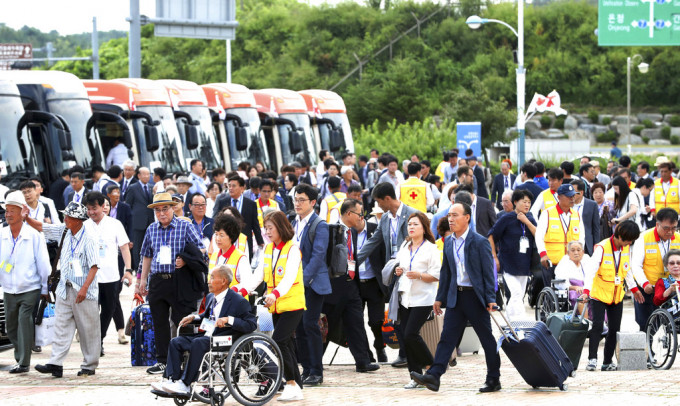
left=394, top=211, right=441, bottom=389
left=554, top=241, right=590, bottom=314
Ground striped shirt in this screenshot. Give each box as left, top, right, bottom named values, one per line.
left=44, top=223, right=100, bottom=301
left=141, top=216, right=205, bottom=274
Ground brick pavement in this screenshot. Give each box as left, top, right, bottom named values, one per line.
left=2, top=289, right=680, bottom=405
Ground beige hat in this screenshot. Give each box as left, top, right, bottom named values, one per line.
left=1, top=190, right=25, bottom=209
left=147, top=192, right=180, bottom=209
left=655, top=156, right=671, bottom=167
left=370, top=202, right=384, bottom=216
left=175, top=176, right=194, bottom=186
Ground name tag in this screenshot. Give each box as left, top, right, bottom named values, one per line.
left=72, top=258, right=83, bottom=277
left=646, top=249, right=657, bottom=254
left=391, top=244, right=398, bottom=258
left=614, top=276, right=621, bottom=285
left=1, top=259, right=13, bottom=274
left=200, top=318, right=216, bottom=337
left=519, top=237, right=530, bottom=254
left=158, top=245, right=172, bottom=265
left=348, top=260, right=356, bottom=273
left=99, top=240, right=107, bottom=258
left=202, top=238, right=211, bottom=250
left=212, top=335, right=232, bottom=347
left=603, top=260, right=613, bottom=265
left=550, top=225, right=559, bottom=229
left=661, top=196, right=666, bottom=202
left=457, top=261, right=466, bottom=275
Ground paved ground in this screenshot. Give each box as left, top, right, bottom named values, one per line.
left=2, top=288, right=680, bottom=405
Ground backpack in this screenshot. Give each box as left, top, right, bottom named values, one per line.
left=290, top=214, right=347, bottom=278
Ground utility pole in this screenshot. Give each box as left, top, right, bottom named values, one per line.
left=128, top=0, right=142, bottom=78
left=92, top=17, right=100, bottom=79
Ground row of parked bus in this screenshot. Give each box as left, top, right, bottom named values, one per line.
left=0, top=70, right=354, bottom=190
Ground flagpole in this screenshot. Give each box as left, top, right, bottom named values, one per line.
left=517, top=0, right=525, bottom=167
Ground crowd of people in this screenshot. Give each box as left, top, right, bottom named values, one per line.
left=0, top=146, right=679, bottom=400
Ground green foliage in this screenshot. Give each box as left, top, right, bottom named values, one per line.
left=596, top=130, right=618, bottom=143
left=632, top=125, right=644, bottom=135
left=662, top=126, right=671, bottom=139
left=642, top=119, right=654, bottom=128
left=659, top=106, right=672, bottom=115
left=672, top=135, right=680, bottom=145
left=540, top=115, right=552, bottom=129
left=554, top=116, right=565, bottom=129
left=588, top=111, right=599, bottom=123
left=670, top=115, right=680, bottom=127
left=602, top=117, right=611, bottom=125
left=642, top=136, right=650, bottom=144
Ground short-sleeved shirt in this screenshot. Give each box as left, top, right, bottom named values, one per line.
left=490, top=212, right=537, bottom=277
left=85, top=216, right=130, bottom=283
left=44, top=223, right=100, bottom=301
left=141, top=216, right=205, bottom=274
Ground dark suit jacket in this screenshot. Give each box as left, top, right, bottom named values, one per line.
left=176, top=242, right=210, bottom=314
left=581, top=198, right=600, bottom=256
left=436, top=230, right=496, bottom=309
left=48, top=178, right=69, bottom=211
left=490, top=173, right=516, bottom=210
left=474, top=196, right=497, bottom=238
left=352, top=221, right=387, bottom=297
left=357, top=203, right=418, bottom=266
left=112, top=201, right=132, bottom=236
left=293, top=213, right=331, bottom=295
left=198, top=290, right=257, bottom=338
left=473, top=165, right=489, bottom=199
left=120, top=176, right=138, bottom=200
left=181, top=192, right=192, bottom=216
left=190, top=215, right=215, bottom=242
left=125, top=181, right=155, bottom=232
left=212, top=194, right=263, bottom=257
left=65, top=188, right=91, bottom=207
left=515, top=180, right=543, bottom=205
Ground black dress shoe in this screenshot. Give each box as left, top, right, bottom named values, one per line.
left=390, top=356, right=408, bottom=368
left=301, top=372, right=309, bottom=382
left=479, top=379, right=501, bottom=393
left=35, top=364, right=63, bottom=378
left=356, top=363, right=380, bottom=373
left=303, top=374, right=323, bottom=386
left=9, top=365, right=29, bottom=374
left=32, top=345, right=42, bottom=353
left=377, top=348, right=388, bottom=363
left=449, top=358, right=457, bottom=367
left=77, top=369, right=96, bottom=376
left=410, top=371, right=440, bottom=392
left=100, top=346, right=105, bottom=357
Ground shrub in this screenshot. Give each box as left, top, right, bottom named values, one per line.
left=662, top=126, right=671, bottom=139
left=554, top=116, right=565, bottom=129
left=588, top=111, right=599, bottom=123
left=602, top=117, right=611, bottom=125
left=596, top=130, right=618, bottom=143
left=642, top=136, right=650, bottom=144
left=642, top=119, right=654, bottom=128
left=660, top=106, right=672, bottom=116
left=540, top=115, right=552, bottom=128
left=632, top=125, right=644, bottom=135
left=670, top=115, right=680, bottom=127
left=672, top=135, right=680, bottom=145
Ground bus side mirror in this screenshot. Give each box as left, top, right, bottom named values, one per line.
left=289, top=129, right=302, bottom=155
left=145, top=125, right=160, bottom=152
left=329, top=128, right=343, bottom=152
left=236, top=127, right=248, bottom=151
left=57, top=129, right=72, bottom=151
left=185, top=124, right=199, bottom=150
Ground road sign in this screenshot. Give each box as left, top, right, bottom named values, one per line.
left=457, top=122, right=482, bottom=159
left=154, top=0, right=238, bottom=40
left=0, top=43, right=32, bottom=70
left=598, top=0, right=680, bottom=46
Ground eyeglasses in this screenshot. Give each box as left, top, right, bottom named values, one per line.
left=659, top=224, right=678, bottom=232
left=153, top=207, right=172, bottom=213
left=349, top=210, right=362, bottom=217
left=191, top=204, right=207, bottom=208
left=294, top=198, right=309, bottom=204
left=668, top=261, right=680, bottom=266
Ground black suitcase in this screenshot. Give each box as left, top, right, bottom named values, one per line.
left=491, top=310, right=573, bottom=391
left=546, top=303, right=589, bottom=370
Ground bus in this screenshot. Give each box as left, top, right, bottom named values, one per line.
left=83, top=78, right=189, bottom=174
left=157, top=79, right=223, bottom=171
left=252, top=89, right=318, bottom=172
left=201, top=83, right=270, bottom=172
left=298, top=89, right=354, bottom=161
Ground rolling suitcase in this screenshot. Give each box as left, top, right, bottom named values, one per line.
left=545, top=302, right=589, bottom=371
left=458, top=323, right=482, bottom=354
left=130, top=301, right=157, bottom=366
left=419, top=311, right=456, bottom=365
left=491, top=310, right=573, bottom=390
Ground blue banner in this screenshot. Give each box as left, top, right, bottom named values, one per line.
left=457, top=122, right=482, bottom=159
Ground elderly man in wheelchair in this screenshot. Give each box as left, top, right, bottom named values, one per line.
left=151, top=264, right=257, bottom=397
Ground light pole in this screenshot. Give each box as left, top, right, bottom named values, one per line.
left=466, top=3, right=525, bottom=167
left=626, top=54, right=649, bottom=148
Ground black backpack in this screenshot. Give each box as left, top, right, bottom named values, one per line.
left=290, top=214, right=347, bottom=278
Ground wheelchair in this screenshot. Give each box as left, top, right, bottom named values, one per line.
left=152, top=301, right=283, bottom=406
left=646, top=290, right=680, bottom=370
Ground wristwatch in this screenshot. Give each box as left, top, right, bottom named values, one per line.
left=125, top=268, right=134, bottom=274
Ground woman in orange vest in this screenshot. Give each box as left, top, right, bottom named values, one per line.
left=261, top=211, right=306, bottom=402
left=581, top=221, right=643, bottom=372
left=207, top=206, right=250, bottom=263
left=209, top=214, right=251, bottom=297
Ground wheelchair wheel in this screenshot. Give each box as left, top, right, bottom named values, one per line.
left=194, top=352, right=230, bottom=404
left=173, top=398, right=188, bottom=406
left=534, top=287, right=559, bottom=323
left=646, top=309, right=678, bottom=370
left=226, top=333, right=284, bottom=406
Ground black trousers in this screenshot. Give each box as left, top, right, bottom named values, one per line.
left=273, top=310, right=304, bottom=387
left=165, top=335, right=211, bottom=385
left=130, top=229, right=146, bottom=270
left=398, top=305, right=433, bottom=374
left=99, top=281, right=120, bottom=343
left=148, top=275, right=186, bottom=363
left=295, top=289, right=325, bottom=376
left=111, top=256, right=125, bottom=331
left=428, top=290, right=500, bottom=381
left=338, top=279, right=372, bottom=366
left=589, top=299, right=623, bottom=365
left=633, top=289, right=656, bottom=332
left=358, top=278, right=385, bottom=354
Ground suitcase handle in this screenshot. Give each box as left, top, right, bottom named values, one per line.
left=573, top=298, right=589, bottom=323
left=490, top=306, right=519, bottom=342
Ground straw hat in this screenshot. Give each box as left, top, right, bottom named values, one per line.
left=147, top=192, right=180, bottom=209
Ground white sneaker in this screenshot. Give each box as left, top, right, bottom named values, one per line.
left=163, top=380, right=191, bottom=395
left=404, top=379, right=422, bottom=389
left=278, top=383, right=304, bottom=402
left=586, top=359, right=597, bottom=371
left=151, top=380, right=168, bottom=392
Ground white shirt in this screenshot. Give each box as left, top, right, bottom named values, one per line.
left=395, top=240, right=441, bottom=307
left=194, top=289, right=234, bottom=325
left=85, top=216, right=130, bottom=283
left=387, top=204, right=405, bottom=258
left=293, top=211, right=314, bottom=248
left=378, top=171, right=403, bottom=189
left=214, top=248, right=253, bottom=294
left=0, top=224, right=51, bottom=294
left=530, top=189, right=557, bottom=219
left=39, top=196, right=61, bottom=224
left=27, top=202, right=48, bottom=223
left=72, top=188, right=86, bottom=204
left=553, top=254, right=591, bottom=291
left=502, top=174, right=513, bottom=192
left=106, top=143, right=128, bottom=169
left=94, top=174, right=115, bottom=193
left=584, top=242, right=636, bottom=293
left=453, top=228, right=471, bottom=286
left=316, top=162, right=326, bottom=185
left=534, top=206, right=585, bottom=259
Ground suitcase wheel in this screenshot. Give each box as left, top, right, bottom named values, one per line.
left=569, top=370, right=576, bottom=378
left=560, top=384, right=568, bottom=391
left=473, top=351, right=479, bottom=355
left=532, top=386, right=538, bottom=389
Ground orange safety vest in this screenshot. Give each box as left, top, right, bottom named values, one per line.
left=540, top=189, right=558, bottom=213
left=324, top=192, right=346, bottom=223
left=263, top=241, right=306, bottom=314
left=640, top=228, right=680, bottom=285
left=543, top=206, right=581, bottom=265
left=654, top=177, right=680, bottom=211
left=590, top=237, right=631, bottom=305
left=400, top=177, right=428, bottom=213
left=256, top=198, right=280, bottom=228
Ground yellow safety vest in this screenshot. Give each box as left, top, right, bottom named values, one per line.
left=590, top=238, right=631, bottom=305
left=540, top=189, right=558, bottom=213
left=400, top=177, right=427, bottom=213
left=263, top=241, right=306, bottom=314
left=435, top=161, right=448, bottom=181
left=436, top=237, right=445, bottom=262
left=209, top=246, right=247, bottom=296
left=640, top=228, right=680, bottom=285
left=256, top=198, right=280, bottom=228
left=654, top=177, right=680, bottom=211
left=236, top=233, right=248, bottom=253
left=544, top=206, right=581, bottom=265
left=324, top=192, right=346, bottom=223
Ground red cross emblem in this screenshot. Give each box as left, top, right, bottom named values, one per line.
left=409, top=191, right=418, bottom=200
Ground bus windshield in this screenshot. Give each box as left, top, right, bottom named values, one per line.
left=136, top=105, right=186, bottom=173
left=178, top=106, right=222, bottom=170
left=47, top=98, right=95, bottom=169
left=317, top=112, right=354, bottom=160
left=279, top=113, right=317, bottom=166
left=225, top=107, right=270, bottom=170
left=0, top=94, right=37, bottom=180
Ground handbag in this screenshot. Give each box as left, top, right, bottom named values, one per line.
left=125, top=293, right=144, bottom=336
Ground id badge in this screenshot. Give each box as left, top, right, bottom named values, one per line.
left=159, top=246, right=172, bottom=265
left=200, top=318, right=216, bottom=337
left=72, top=258, right=83, bottom=277
left=458, top=261, right=465, bottom=275
left=1, top=258, right=13, bottom=273
left=348, top=260, right=356, bottom=273
left=391, top=244, right=398, bottom=258
left=99, top=240, right=107, bottom=258
left=202, top=238, right=211, bottom=250
left=614, top=276, right=621, bottom=285
left=661, top=195, right=666, bottom=202
left=519, top=237, right=530, bottom=254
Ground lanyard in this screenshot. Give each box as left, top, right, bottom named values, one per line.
left=347, top=229, right=353, bottom=260
left=559, top=211, right=571, bottom=240
left=210, top=296, right=225, bottom=319
left=294, top=218, right=305, bottom=243
left=271, top=246, right=283, bottom=288
left=520, top=223, right=526, bottom=237
left=610, top=239, right=622, bottom=277
left=161, top=225, right=172, bottom=246
left=195, top=219, right=205, bottom=239
left=660, top=239, right=670, bottom=259
left=390, top=216, right=398, bottom=242
left=409, top=240, right=424, bottom=270
left=454, top=238, right=464, bottom=264
left=30, top=205, right=42, bottom=220
left=71, top=231, right=84, bottom=260
left=358, top=231, right=367, bottom=251
left=10, top=234, right=19, bottom=258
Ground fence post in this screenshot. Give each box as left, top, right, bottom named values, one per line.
left=353, top=53, right=362, bottom=80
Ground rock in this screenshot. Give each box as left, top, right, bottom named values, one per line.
left=528, top=130, right=548, bottom=139
left=671, top=127, right=680, bottom=137
left=649, top=139, right=671, bottom=145
left=573, top=114, right=592, bottom=124
left=598, top=114, right=613, bottom=125
left=564, top=129, right=591, bottom=140
left=664, top=114, right=674, bottom=124
left=641, top=128, right=662, bottom=140
left=638, top=113, right=663, bottom=123
left=618, top=134, right=643, bottom=144
left=614, top=115, right=639, bottom=125
left=593, top=125, right=609, bottom=135
left=609, top=124, right=618, bottom=132
left=564, top=115, right=579, bottom=130
left=525, top=120, right=542, bottom=136
left=546, top=129, right=565, bottom=138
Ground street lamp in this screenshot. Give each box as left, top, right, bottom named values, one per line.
left=627, top=54, right=649, bottom=148
left=466, top=7, right=525, bottom=167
